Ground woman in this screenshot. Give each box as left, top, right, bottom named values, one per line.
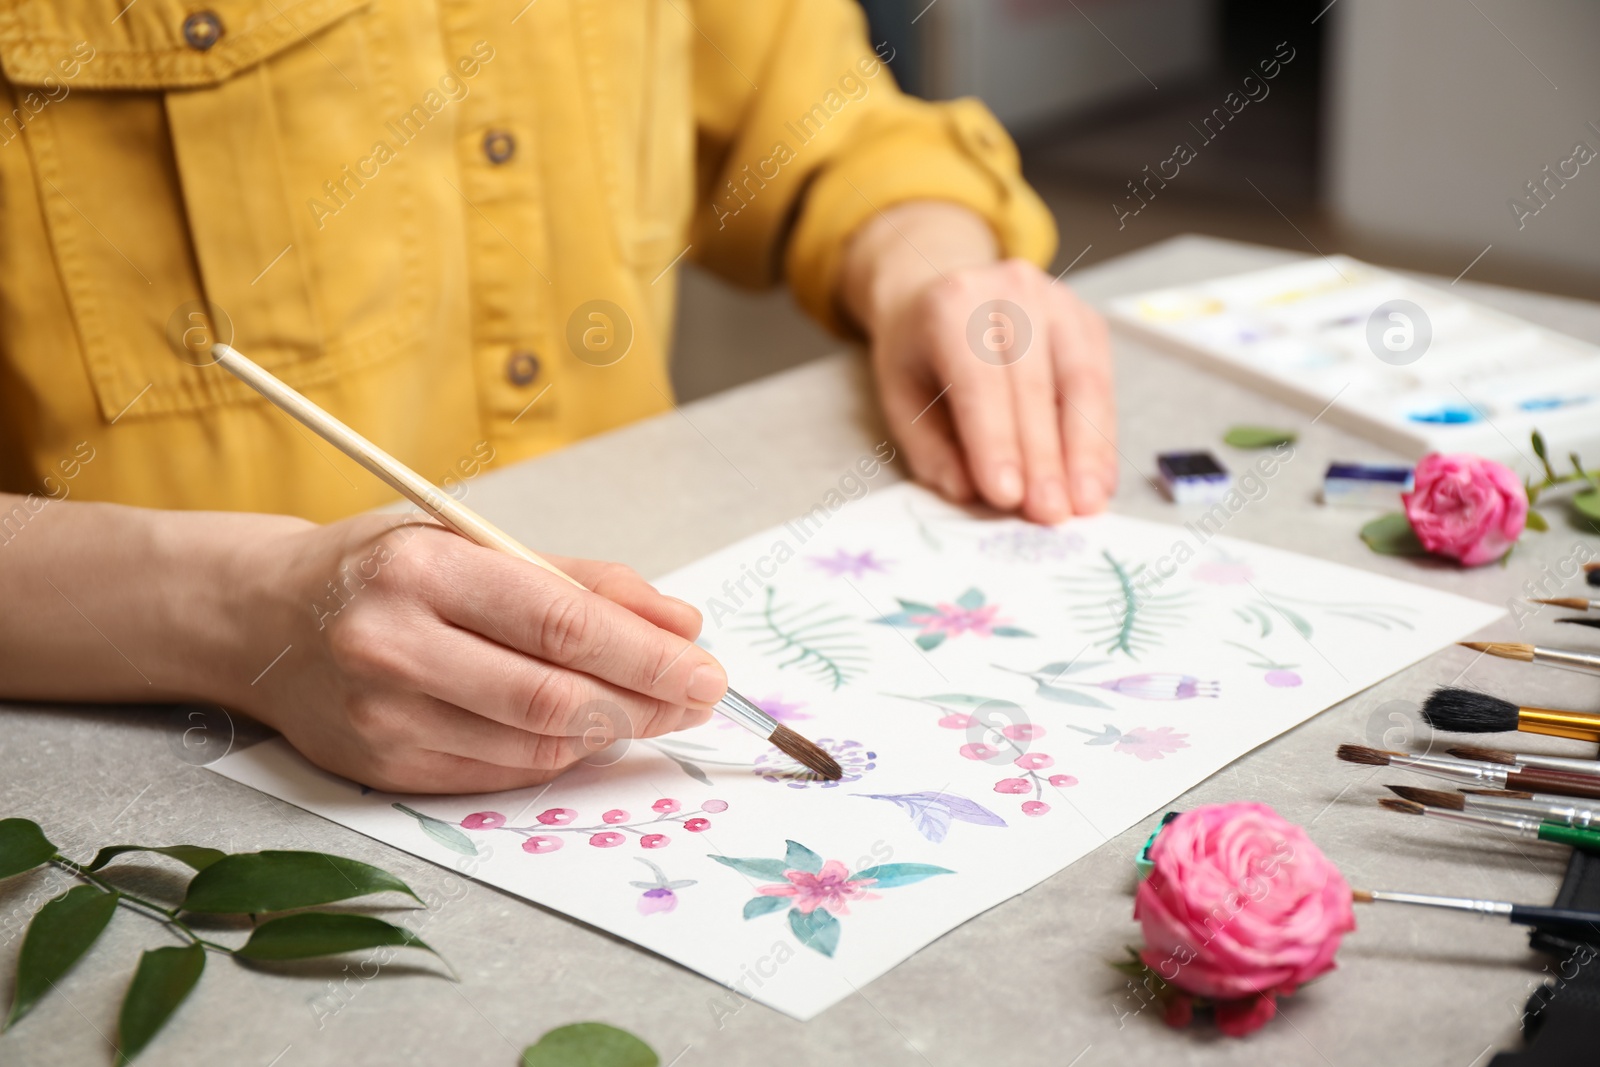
left=0, top=0, right=1114, bottom=791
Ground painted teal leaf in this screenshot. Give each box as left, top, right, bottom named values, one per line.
left=115, top=943, right=204, bottom=1066
left=1360, top=512, right=1427, bottom=556
left=1034, top=683, right=1113, bottom=709
left=659, top=752, right=712, bottom=786
left=784, top=841, right=822, bottom=873
left=743, top=895, right=789, bottom=920
left=955, top=588, right=985, bottom=610
left=0, top=819, right=57, bottom=881
left=392, top=804, right=477, bottom=858
left=788, top=907, right=840, bottom=957
left=235, top=913, right=438, bottom=962
left=991, top=626, right=1033, bottom=637
left=7, top=884, right=119, bottom=1028
left=896, top=600, right=938, bottom=615
left=181, top=851, right=421, bottom=914
left=522, top=1022, right=659, bottom=1067
left=849, top=863, right=954, bottom=888
left=917, top=693, right=1010, bottom=708
left=87, top=845, right=226, bottom=873
left=1031, top=660, right=1108, bottom=677
left=709, top=855, right=791, bottom=882
left=871, top=612, right=914, bottom=627
left=915, top=632, right=945, bottom=651
left=1081, top=724, right=1123, bottom=745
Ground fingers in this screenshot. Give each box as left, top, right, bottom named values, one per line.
left=943, top=342, right=1025, bottom=511
left=874, top=361, right=972, bottom=503
left=551, top=555, right=704, bottom=641
left=417, top=541, right=729, bottom=708
left=1006, top=317, right=1073, bottom=523
left=1050, top=288, right=1118, bottom=513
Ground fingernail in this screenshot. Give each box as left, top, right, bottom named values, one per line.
left=1035, top=478, right=1067, bottom=519
left=994, top=463, right=1023, bottom=504
left=687, top=663, right=727, bottom=704
left=1073, top=473, right=1105, bottom=513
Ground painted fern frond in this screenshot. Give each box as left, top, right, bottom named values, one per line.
left=733, top=586, right=868, bottom=689
left=1062, top=550, right=1190, bottom=659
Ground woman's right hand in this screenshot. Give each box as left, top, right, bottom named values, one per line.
left=221, top=512, right=726, bottom=793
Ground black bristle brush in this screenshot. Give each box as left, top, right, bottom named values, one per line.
left=1421, top=687, right=1600, bottom=743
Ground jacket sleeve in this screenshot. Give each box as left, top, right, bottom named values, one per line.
left=686, top=0, right=1058, bottom=336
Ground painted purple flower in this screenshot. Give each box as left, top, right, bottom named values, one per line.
left=1115, top=727, right=1190, bottom=761
left=977, top=526, right=1086, bottom=563
left=629, top=858, right=695, bottom=916
left=755, top=738, right=876, bottom=788
left=757, top=695, right=809, bottom=722
left=1265, top=670, right=1303, bottom=688
left=1097, top=673, right=1220, bottom=701
left=809, top=549, right=891, bottom=579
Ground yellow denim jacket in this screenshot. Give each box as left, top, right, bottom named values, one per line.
left=0, top=0, right=1055, bottom=522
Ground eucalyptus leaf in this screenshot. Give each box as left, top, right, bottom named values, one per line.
left=1223, top=425, right=1297, bottom=449
left=1360, top=512, right=1427, bottom=556
left=181, top=851, right=421, bottom=914
left=392, top=805, right=477, bottom=858
left=849, top=863, right=954, bottom=888
left=788, top=906, right=840, bottom=957
left=521, top=1022, right=659, bottom=1067
left=0, top=818, right=57, bottom=881
left=116, top=943, right=204, bottom=1066
left=234, top=913, right=437, bottom=962
left=708, top=855, right=790, bottom=882
left=88, top=845, right=226, bottom=873
left=7, top=884, right=119, bottom=1028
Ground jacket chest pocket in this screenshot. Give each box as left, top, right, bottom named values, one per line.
left=0, top=0, right=432, bottom=421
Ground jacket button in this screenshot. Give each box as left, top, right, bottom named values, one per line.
left=483, top=129, right=516, bottom=165
left=506, top=349, right=541, bottom=386
left=182, top=11, right=224, bottom=51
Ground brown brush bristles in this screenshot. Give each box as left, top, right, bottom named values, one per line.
left=770, top=724, right=842, bottom=780
left=1379, top=798, right=1426, bottom=815
left=1448, top=744, right=1519, bottom=765
left=1351, top=889, right=1374, bottom=903
left=1531, top=597, right=1591, bottom=610
left=1587, top=563, right=1600, bottom=573
left=1336, top=743, right=1397, bottom=766
left=1386, top=785, right=1466, bottom=810
left=1459, top=641, right=1535, bottom=662
left=1461, top=788, right=1535, bottom=799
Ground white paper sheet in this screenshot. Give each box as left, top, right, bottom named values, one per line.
left=208, top=483, right=1502, bottom=1020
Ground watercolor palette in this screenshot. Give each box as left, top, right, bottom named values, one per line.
left=208, top=483, right=1501, bottom=1020
left=1108, top=255, right=1600, bottom=463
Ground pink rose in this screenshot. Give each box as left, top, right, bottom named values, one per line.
left=1133, top=803, right=1354, bottom=1036
left=1402, top=453, right=1528, bottom=567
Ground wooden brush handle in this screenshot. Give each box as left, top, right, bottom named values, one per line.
left=1510, top=768, right=1600, bottom=801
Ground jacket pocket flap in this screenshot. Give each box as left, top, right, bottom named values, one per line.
left=0, top=0, right=369, bottom=89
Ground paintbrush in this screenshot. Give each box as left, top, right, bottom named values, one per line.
left=210, top=342, right=842, bottom=781
left=1336, top=744, right=1600, bottom=801
left=1422, top=686, right=1600, bottom=744
left=1378, top=796, right=1600, bottom=855
left=1459, top=641, right=1600, bottom=678
left=1352, top=888, right=1600, bottom=939
left=1530, top=597, right=1600, bottom=612
left=1447, top=744, right=1600, bottom=779
left=1589, top=562, right=1600, bottom=588
left=1558, top=617, right=1600, bottom=631
left=1390, top=785, right=1600, bottom=828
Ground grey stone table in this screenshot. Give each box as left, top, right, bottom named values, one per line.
left=5, top=235, right=1600, bottom=1067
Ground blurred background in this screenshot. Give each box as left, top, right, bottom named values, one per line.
left=671, top=0, right=1600, bottom=402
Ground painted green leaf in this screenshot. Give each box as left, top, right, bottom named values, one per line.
left=955, top=588, right=985, bottom=610
left=234, top=913, right=437, bottom=962
left=1575, top=489, right=1600, bottom=524
left=115, top=943, right=204, bottom=1066
left=849, top=863, right=954, bottom=888
left=708, top=855, right=791, bottom=882
left=917, top=694, right=1009, bottom=708
left=1525, top=509, right=1550, bottom=532
left=914, top=632, right=945, bottom=652
left=1033, top=660, right=1108, bottom=676
left=1224, top=425, right=1297, bottom=449
left=88, top=845, right=226, bottom=873
left=392, top=804, right=477, bottom=858
left=0, top=819, right=57, bottom=882
left=181, top=851, right=421, bottom=914
left=7, top=884, right=120, bottom=1028
left=1360, top=512, right=1427, bottom=556
left=788, top=906, right=840, bottom=957
left=991, top=626, right=1033, bottom=637
left=784, top=841, right=822, bottom=874
left=1033, top=683, right=1113, bottom=709
left=895, top=600, right=938, bottom=615
left=742, top=895, right=789, bottom=920
left=522, top=1022, right=659, bottom=1067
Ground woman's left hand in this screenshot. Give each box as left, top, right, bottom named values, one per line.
left=840, top=201, right=1117, bottom=524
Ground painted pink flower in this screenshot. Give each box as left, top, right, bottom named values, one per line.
left=684, top=818, right=710, bottom=832
left=1021, top=801, right=1050, bottom=817
left=1193, top=558, right=1255, bottom=585
left=1116, top=727, right=1189, bottom=761
left=602, top=809, right=629, bottom=824
left=640, top=834, right=669, bottom=849
left=994, top=777, right=1031, bottom=794
left=1402, top=452, right=1528, bottom=567
left=757, top=860, right=880, bottom=916
left=652, top=798, right=680, bottom=814
left=1264, top=669, right=1303, bottom=688
left=908, top=602, right=1004, bottom=638
left=637, top=887, right=678, bottom=915
left=809, top=548, right=891, bottom=579
left=702, top=800, right=729, bottom=813
left=938, top=713, right=973, bottom=729
left=589, top=832, right=625, bottom=848
left=1048, top=774, right=1079, bottom=788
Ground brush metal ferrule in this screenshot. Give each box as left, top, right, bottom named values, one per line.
left=1424, top=806, right=1543, bottom=836
left=1518, top=706, right=1600, bottom=743
left=1366, top=890, right=1514, bottom=918
left=1393, top=754, right=1513, bottom=787
left=1469, top=794, right=1600, bottom=829
left=1502, top=751, right=1600, bottom=778
left=714, top=689, right=778, bottom=739
left=1533, top=647, right=1600, bottom=678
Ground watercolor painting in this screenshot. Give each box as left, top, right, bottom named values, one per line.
left=713, top=840, right=953, bottom=957
left=870, top=587, right=1033, bottom=651
left=208, top=481, right=1504, bottom=1022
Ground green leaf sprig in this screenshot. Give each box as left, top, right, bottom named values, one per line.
left=1527, top=429, right=1600, bottom=534
left=0, top=817, right=444, bottom=1065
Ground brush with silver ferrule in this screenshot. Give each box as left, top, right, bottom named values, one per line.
left=1530, top=597, right=1600, bottom=612
left=1447, top=744, right=1600, bottom=780
left=1336, top=744, right=1600, bottom=800
left=1352, top=888, right=1600, bottom=939
left=1459, top=641, right=1600, bottom=679
left=1447, top=787, right=1600, bottom=828
left=1379, top=797, right=1600, bottom=855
